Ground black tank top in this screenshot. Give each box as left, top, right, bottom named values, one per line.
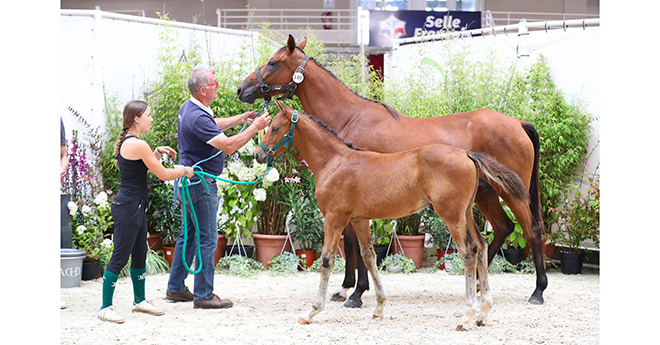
left=117, top=135, right=149, bottom=198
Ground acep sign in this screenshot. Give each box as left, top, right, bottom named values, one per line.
left=369, top=10, right=481, bottom=47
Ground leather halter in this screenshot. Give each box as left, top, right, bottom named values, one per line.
left=258, top=110, right=299, bottom=166
left=255, top=55, right=310, bottom=104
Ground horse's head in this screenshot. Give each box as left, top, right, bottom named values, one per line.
left=237, top=34, right=308, bottom=104
left=254, top=99, right=299, bottom=164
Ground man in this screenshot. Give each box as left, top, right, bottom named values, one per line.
left=166, top=66, right=270, bottom=309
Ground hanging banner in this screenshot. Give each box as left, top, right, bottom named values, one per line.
left=369, top=10, right=481, bottom=47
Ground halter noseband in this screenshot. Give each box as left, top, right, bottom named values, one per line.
left=258, top=110, right=299, bottom=166
left=255, top=55, right=310, bottom=104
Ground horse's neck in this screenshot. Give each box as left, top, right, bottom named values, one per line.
left=293, top=115, right=349, bottom=176
left=296, top=61, right=388, bottom=131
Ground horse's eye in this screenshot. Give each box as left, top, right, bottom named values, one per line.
left=267, top=59, right=276, bottom=67
left=272, top=126, right=280, bottom=133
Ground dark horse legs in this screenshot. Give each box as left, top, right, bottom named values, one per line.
left=331, top=223, right=370, bottom=308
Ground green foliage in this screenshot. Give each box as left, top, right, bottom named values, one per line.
left=279, top=152, right=324, bottom=251
left=379, top=44, right=594, bottom=229
left=500, top=200, right=527, bottom=249
left=379, top=253, right=417, bottom=274
left=549, top=173, right=600, bottom=251
left=305, top=255, right=346, bottom=274
left=436, top=252, right=541, bottom=275
left=215, top=255, right=264, bottom=278
left=420, top=208, right=453, bottom=249
left=118, top=249, right=170, bottom=278
left=397, top=213, right=422, bottom=236
left=371, top=219, right=395, bottom=247
left=266, top=252, right=301, bottom=276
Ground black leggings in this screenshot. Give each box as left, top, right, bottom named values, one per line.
left=106, top=192, right=148, bottom=274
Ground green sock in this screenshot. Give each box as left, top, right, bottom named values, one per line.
left=101, top=270, right=119, bottom=309
left=130, top=267, right=147, bottom=304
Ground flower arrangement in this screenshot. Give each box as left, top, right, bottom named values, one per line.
left=68, top=191, right=114, bottom=261
left=217, top=139, right=280, bottom=239
left=548, top=173, right=600, bottom=252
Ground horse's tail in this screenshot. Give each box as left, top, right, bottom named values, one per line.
left=467, top=152, right=529, bottom=202
left=521, top=122, right=544, bottom=232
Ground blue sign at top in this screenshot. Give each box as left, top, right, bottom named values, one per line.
left=369, top=10, right=481, bottom=47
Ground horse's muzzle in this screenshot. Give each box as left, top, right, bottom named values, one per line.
left=254, top=148, right=267, bottom=164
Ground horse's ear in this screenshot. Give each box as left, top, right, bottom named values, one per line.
left=298, top=37, right=307, bottom=50
left=275, top=99, right=285, bottom=112
left=287, top=34, right=296, bottom=53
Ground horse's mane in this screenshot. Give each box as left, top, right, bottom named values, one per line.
left=301, top=111, right=363, bottom=151
left=303, top=54, right=402, bottom=121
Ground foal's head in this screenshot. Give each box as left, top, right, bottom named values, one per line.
left=254, top=100, right=299, bottom=164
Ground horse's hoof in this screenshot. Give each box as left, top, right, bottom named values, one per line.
left=372, top=314, right=382, bottom=319
left=331, top=293, right=347, bottom=302
left=528, top=294, right=544, bottom=305
left=298, top=318, right=310, bottom=325
left=343, top=298, right=363, bottom=309
left=456, top=325, right=468, bottom=332
left=476, top=320, right=486, bottom=327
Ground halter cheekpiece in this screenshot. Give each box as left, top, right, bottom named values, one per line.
left=255, top=55, right=310, bottom=104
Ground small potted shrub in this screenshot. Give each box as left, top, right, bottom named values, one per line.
left=500, top=200, right=527, bottom=265
left=391, top=213, right=425, bottom=268
left=370, top=218, right=395, bottom=267
left=421, top=209, right=456, bottom=270
left=549, top=173, right=600, bottom=274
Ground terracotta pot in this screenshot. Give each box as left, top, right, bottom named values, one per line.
left=147, top=233, right=163, bottom=254
left=436, top=249, right=458, bottom=270
left=391, top=235, right=425, bottom=268
left=296, top=249, right=317, bottom=270
left=213, top=234, right=228, bottom=267
left=163, top=245, right=176, bottom=267
left=253, top=234, right=293, bottom=267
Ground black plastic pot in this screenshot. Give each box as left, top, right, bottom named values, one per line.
left=503, top=248, right=525, bottom=265
left=560, top=251, right=584, bottom=274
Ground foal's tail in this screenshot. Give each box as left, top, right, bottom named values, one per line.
left=467, top=152, right=529, bottom=201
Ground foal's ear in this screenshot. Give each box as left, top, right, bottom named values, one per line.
left=275, top=99, right=285, bottom=112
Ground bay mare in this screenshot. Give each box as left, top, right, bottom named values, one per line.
left=255, top=100, right=530, bottom=330
left=238, top=35, right=546, bottom=306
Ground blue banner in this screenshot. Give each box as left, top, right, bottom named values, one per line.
left=369, top=10, right=481, bottom=47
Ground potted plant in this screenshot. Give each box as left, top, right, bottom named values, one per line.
left=378, top=253, right=417, bottom=274
left=421, top=209, right=456, bottom=270
left=280, top=153, right=324, bottom=268
left=371, top=218, right=395, bottom=267
left=391, top=212, right=425, bottom=268
left=217, top=140, right=277, bottom=261
left=549, top=173, right=600, bottom=274
left=500, top=200, right=527, bottom=265
left=69, top=191, right=114, bottom=280
left=266, top=252, right=301, bottom=276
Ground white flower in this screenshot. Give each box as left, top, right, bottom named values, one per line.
left=265, top=167, right=279, bottom=183
left=252, top=160, right=267, bottom=176
left=253, top=188, right=267, bottom=201
left=94, top=191, right=108, bottom=205
left=76, top=225, right=87, bottom=235
left=102, top=239, right=113, bottom=249
left=238, top=139, right=257, bottom=156
left=217, top=171, right=231, bottom=190
left=227, top=160, right=246, bottom=177
left=81, top=205, right=92, bottom=216
left=67, top=201, right=78, bottom=216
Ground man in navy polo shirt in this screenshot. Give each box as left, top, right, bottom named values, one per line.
left=166, top=66, right=270, bottom=309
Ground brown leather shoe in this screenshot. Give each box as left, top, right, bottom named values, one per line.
left=193, top=294, right=233, bottom=309
left=166, top=286, right=194, bottom=302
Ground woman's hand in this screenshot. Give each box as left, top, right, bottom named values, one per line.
left=156, top=146, right=178, bottom=160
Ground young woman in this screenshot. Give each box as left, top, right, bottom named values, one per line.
left=98, top=100, right=195, bottom=324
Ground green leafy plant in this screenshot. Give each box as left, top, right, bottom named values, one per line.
left=68, top=191, right=114, bottom=261
left=397, top=213, right=422, bottom=236
left=548, top=173, right=600, bottom=252
left=420, top=208, right=454, bottom=250
left=118, top=248, right=171, bottom=278
left=305, top=255, right=346, bottom=274
left=371, top=219, right=395, bottom=247
left=215, top=255, right=263, bottom=278
left=379, top=253, right=417, bottom=274
left=500, top=200, right=527, bottom=249
left=280, top=152, right=324, bottom=251
left=266, top=252, right=301, bottom=276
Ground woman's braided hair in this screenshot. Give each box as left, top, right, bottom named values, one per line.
left=114, top=100, right=149, bottom=159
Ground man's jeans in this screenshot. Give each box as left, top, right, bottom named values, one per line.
left=167, top=176, right=219, bottom=301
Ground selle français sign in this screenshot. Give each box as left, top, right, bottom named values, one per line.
left=369, top=10, right=481, bottom=47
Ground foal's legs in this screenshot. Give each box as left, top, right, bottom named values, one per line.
left=351, top=220, right=387, bottom=319
left=331, top=224, right=370, bottom=308
left=299, top=217, right=345, bottom=324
